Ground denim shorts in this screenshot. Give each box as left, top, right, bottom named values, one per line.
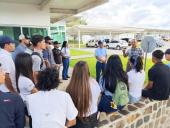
left=129, top=94, right=141, bottom=103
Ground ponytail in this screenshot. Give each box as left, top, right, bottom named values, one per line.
left=135, top=57, right=143, bottom=72
left=130, top=56, right=143, bottom=72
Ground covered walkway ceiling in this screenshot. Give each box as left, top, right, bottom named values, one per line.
left=67, top=25, right=145, bottom=35
left=67, top=25, right=170, bottom=48
left=0, top=0, right=108, bottom=23
left=67, top=25, right=170, bottom=35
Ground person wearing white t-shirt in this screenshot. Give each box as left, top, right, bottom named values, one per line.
left=61, top=41, right=71, bottom=80
left=27, top=68, right=78, bottom=128
left=15, top=53, right=38, bottom=102
left=15, top=53, right=38, bottom=128
left=0, top=35, right=16, bottom=92
left=66, top=61, right=101, bottom=128
left=127, top=56, right=145, bottom=103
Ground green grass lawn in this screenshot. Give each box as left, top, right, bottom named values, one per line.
left=70, top=56, right=160, bottom=82
left=70, top=49, right=92, bottom=56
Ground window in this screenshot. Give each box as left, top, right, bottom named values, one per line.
left=59, top=26, right=65, bottom=31
left=50, top=26, right=66, bottom=43
left=0, top=26, right=21, bottom=45
left=22, top=27, right=48, bottom=37
left=111, top=40, right=119, bottom=43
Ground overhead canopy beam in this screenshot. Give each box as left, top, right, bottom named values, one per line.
left=50, top=8, right=77, bottom=14
left=39, top=0, right=51, bottom=10
left=78, top=0, right=108, bottom=13
left=51, top=15, right=70, bottom=23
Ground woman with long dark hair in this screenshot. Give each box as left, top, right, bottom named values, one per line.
left=98, top=55, right=129, bottom=113
left=27, top=68, right=78, bottom=128
left=127, top=56, right=145, bottom=103
left=66, top=61, right=101, bottom=128
left=61, top=41, right=70, bottom=80
left=15, top=53, right=38, bottom=128
left=15, top=53, right=38, bottom=96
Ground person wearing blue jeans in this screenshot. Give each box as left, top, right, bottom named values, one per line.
left=96, top=61, right=105, bottom=83
left=62, top=58, right=70, bottom=80
left=95, top=41, right=107, bottom=82
left=61, top=41, right=70, bottom=80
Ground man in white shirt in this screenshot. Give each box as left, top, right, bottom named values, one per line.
left=0, top=35, right=16, bottom=92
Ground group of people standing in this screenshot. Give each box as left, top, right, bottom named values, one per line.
left=95, top=39, right=170, bottom=113
left=0, top=34, right=170, bottom=128
left=0, top=34, right=73, bottom=128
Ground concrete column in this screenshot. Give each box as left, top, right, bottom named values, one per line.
left=46, top=26, right=51, bottom=37
left=78, top=29, right=81, bottom=48
left=109, top=32, right=112, bottom=41
left=20, top=26, right=23, bottom=34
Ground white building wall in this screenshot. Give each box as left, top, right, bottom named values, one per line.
left=0, top=2, right=50, bottom=27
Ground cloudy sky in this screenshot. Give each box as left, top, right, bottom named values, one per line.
left=78, top=0, right=170, bottom=29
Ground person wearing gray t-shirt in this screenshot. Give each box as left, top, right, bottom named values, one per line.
left=123, top=39, right=143, bottom=72
left=31, top=35, right=46, bottom=84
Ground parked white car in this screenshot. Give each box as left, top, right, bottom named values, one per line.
left=155, top=37, right=165, bottom=47
left=106, top=40, right=128, bottom=50
left=86, top=40, right=99, bottom=47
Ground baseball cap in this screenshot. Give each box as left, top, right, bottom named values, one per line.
left=165, top=49, right=170, bottom=54
left=53, top=41, right=61, bottom=45
left=19, top=34, right=30, bottom=40
left=0, top=35, right=15, bottom=44
left=45, top=36, right=53, bottom=41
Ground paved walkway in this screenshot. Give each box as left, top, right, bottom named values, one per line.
left=71, top=54, right=94, bottom=60
left=58, top=54, right=97, bottom=90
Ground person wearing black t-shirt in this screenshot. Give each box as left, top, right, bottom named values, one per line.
left=52, top=41, right=62, bottom=76
left=142, top=50, right=170, bottom=100
left=52, top=41, right=62, bottom=65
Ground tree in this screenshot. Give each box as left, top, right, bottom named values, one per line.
left=66, top=16, right=87, bottom=27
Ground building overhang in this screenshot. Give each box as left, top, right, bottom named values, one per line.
left=67, top=25, right=170, bottom=36
left=0, top=0, right=108, bottom=24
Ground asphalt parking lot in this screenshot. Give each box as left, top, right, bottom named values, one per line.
left=73, top=42, right=170, bottom=59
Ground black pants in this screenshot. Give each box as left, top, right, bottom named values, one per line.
left=25, top=107, right=32, bottom=128
left=71, top=112, right=98, bottom=128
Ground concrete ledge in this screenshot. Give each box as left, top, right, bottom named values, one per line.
left=97, top=98, right=170, bottom=128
